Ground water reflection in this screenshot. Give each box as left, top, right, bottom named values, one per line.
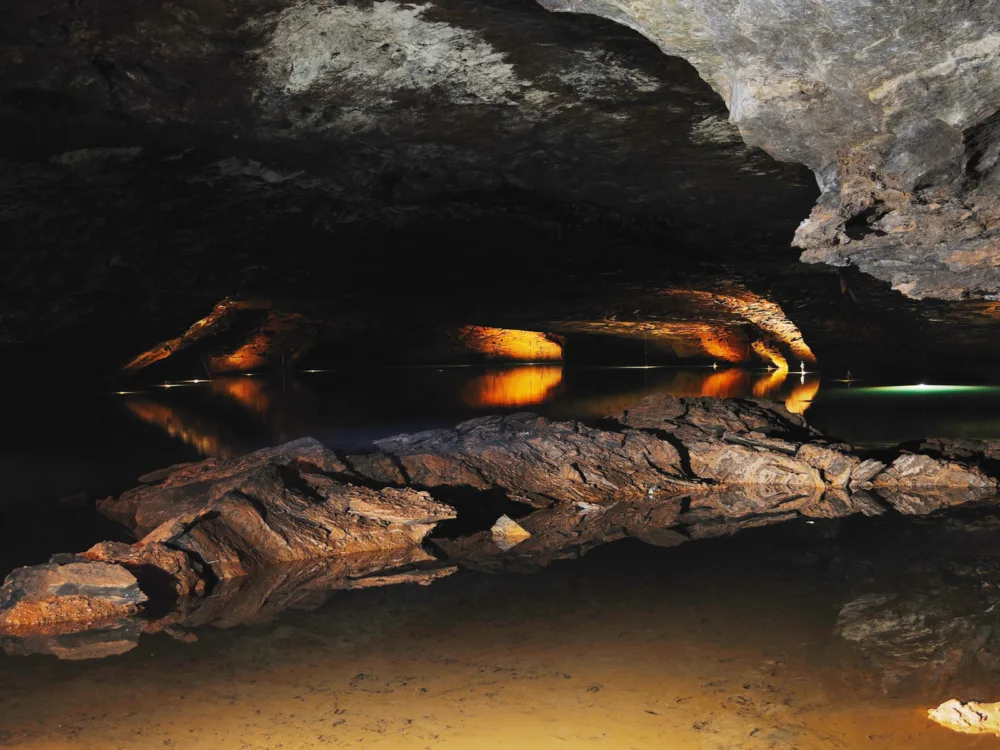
left=461, top=365, right=564, bottom=407
left=119, top=367, right=822, bottom=459
left=2, top=512, right=996, bottom=749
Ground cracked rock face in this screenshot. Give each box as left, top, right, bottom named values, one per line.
left=542, top=0, right=1000, bottom=300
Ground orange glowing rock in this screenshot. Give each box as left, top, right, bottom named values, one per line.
left=661, top=289, right=816, bottom=366
left=462, top=366, right=564, bottom=408
left=458, top=327, right=562, bottom=361
left=123, top=298, right=271, bottom=375
left=751, top=340, right=788, bottom=370
left=123, top=300, right=316, bottom=376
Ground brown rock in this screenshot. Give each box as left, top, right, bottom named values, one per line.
left=138, top=480, right=454, bottom=581
left=83, top=541, right=206, bottom=600
left=358, top=413, right=689, bottom=508
left=97, top=438, right=454, bottom=581
left=616, top=394, right=813, bottom=438
left=491, top=515, right=532, bottom=551
left=100, top=437, right=351, bottom=536
left=0, top=561, right=147, bottom=635
left=873, top=453, right=997, bottom=490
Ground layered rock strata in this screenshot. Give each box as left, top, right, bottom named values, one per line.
left=3, top=394, right=999, bottom=643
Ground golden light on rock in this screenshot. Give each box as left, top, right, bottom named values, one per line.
left=123, top=298, right=271, bottom=375
left=751, top=340, right=788, bottom=370
left=123, top=300, right=316, bottom=376
left=659, top=288, right=817, bottom=366
left=716, top=292, right=816, bottom=364
left=462, top=366, right=564, bottom=408
left=691, top=325, right=748, bottom=362
left=458, top=327, right=562, bottom=361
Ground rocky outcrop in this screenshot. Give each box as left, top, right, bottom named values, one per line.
left=541, top=0, right=1000, bottom=301
left=348, top=412, right=691, bottom=508
left=98, top=438, right=454, bottom=581
left=5, top=395, right=1000, bottom=644
left=1, top=438, right=455, bottom=638
left=0, top=560, right=146, bottom=635
left=929, top=700, right=1000, bottom=738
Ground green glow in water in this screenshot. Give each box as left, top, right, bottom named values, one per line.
left=852, top=384, right=1000, bottom=395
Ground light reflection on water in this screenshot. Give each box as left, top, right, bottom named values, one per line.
left=120, top=366, right=821, bottom=459
left=0, top=522, right=994, bottom=749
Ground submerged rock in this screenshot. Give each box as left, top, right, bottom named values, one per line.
left=929, top=699, right=1000, bottom=738
left=0, top=560, right=146, bottom=635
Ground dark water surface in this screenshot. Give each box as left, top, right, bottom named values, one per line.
left=4, top=366, right=1000, bottom=748
left=5, top=365, right=1000, bottom=571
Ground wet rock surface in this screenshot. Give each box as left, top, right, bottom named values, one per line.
left=6, top=394, right=1000, bottom=645
left=99, top=437, right=454, bottom=581
left=0, top=560, right=147, bottom=635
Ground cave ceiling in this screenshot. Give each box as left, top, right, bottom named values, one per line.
left=2, top=0, right=1000, bottom=375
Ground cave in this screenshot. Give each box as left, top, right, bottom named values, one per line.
left=3, top=0, right=1000, bottom=745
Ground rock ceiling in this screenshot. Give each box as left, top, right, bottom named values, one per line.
left=2, top=0, right=1000, bottom=373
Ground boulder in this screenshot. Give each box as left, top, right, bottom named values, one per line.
left=99, top=437, right=351, bottom=536
left=929, top=700, right=1000, bottom=738
left=491, top=515, right=532, bottom=551
left=0, top=560, right=146, bottom=635
left=350, top=412, right=689, bottom=508
left=97, top=438, right=455, bottom=581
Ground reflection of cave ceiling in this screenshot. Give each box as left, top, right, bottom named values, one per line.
left=3, top=0, right=1000, bottom=376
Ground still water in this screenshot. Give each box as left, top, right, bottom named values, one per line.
left=7, top=365, right=1000, bottom=570
left=4, top=366, right=1000, bottom=748
left=3, top=515, right=1000, bottom=749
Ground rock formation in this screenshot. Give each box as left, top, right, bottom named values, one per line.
left=5, top=394, right=1000, bottom=645
left=542, top=0, right=1000, bottom=301
left=0, top=560, right=147, bottom=635
left=929, top=699, right=1000, bottom=738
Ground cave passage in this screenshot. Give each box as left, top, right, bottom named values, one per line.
left=3, top=0, right=1000, bottom=746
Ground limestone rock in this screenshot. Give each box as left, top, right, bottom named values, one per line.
left=0, top=560, right=146, bottom=635
left=872, top=453, right=996, bottom=491
left=541, top=0, right=1000, bottom=301
left=99, top=437, right=351, bottom=537
left=82, top=541, right=206, bottom=600
left=355, top=412, right=689, bottom=508
left=929, top=700, right=1000, bottom=737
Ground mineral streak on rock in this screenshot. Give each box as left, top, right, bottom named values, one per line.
left=929, top=700, right=1000, bottom=737
left=539, top=0, right=1000, bottom=301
